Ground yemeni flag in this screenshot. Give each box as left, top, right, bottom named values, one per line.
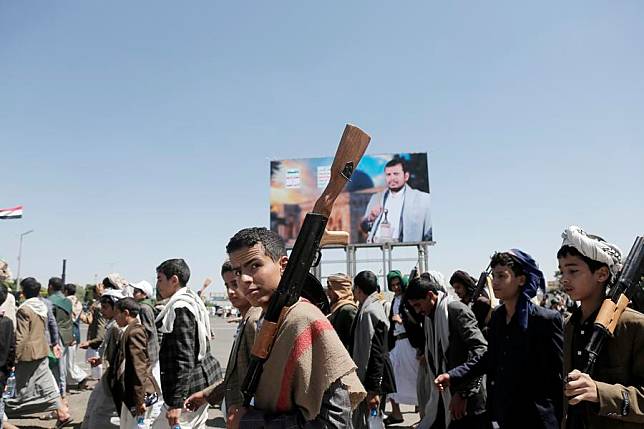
left=0, top=205, right=23, bottom=219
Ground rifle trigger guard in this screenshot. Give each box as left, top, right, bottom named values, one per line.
left=312, top=249, right=322, bottom=268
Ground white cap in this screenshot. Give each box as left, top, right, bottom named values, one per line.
left=130, top=280, right=154, bottom=299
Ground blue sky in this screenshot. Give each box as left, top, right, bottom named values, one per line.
left=2, top=1, right=643, bottom=293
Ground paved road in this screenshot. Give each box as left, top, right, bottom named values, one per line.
left=7, top=316, right=419, bottom=428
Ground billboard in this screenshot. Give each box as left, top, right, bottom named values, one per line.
left=270, top=152, right=432, bottom=246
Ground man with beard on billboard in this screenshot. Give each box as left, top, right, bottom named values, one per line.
left=360, top=156, right=432, bottom=243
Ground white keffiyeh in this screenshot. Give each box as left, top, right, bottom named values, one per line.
left=418, top=290, right=454, bottom=429
left=156, top=287, right=211, bottom=361
left=18, top=297, right=48, bottom=320
left=561, top=225, right=623, bottom=279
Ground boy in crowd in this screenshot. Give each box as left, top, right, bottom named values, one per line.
left=81, top=289, right=125, bottom=429
left=153, top=259, right=222, bottom=429
left=350, top=271, right=396, bottom=428
left=558, top=225, right=644, bottom=428
left=226, top=227, right=365, bottom=428
left=80, top=281, right=107, bottom=380
left=184, top=261, right=261, bottom=427
left=0, top=284, right=16, bottom=428
left=112, top=298, right=160, bottom=429
left=434, top=250, right=563, bottom=428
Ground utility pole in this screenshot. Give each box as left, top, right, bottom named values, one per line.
left=62, top=259, right=67, bottom=283
left=16, top=229, right=34, bottom=286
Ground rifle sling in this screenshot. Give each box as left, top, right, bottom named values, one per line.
left=251, top=306, right=291, bottom=359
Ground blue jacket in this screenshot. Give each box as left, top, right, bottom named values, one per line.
left=449, top=303, right=564, bottom=428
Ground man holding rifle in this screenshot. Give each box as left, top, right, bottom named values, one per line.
left=226, top=227, right=366, bottom=429
left=558, top=225, right=644, bottom=428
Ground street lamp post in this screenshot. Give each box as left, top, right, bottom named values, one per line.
left=16, top=229, right=34, bottom=286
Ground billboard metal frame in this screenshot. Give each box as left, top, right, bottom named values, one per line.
left=288, top=241, right=436, bottom=286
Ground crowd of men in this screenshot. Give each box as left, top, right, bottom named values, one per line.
left=0, top=224, right=642, bottom=429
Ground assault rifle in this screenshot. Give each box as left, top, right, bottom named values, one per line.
left=568, top=236, right=644, bottom=428
left=241, top=124, right=371, bottom=407
left=470, top=263, right=491, bottom=304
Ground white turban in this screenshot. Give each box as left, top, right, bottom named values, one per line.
left=561, top=225, right=623, bottom=279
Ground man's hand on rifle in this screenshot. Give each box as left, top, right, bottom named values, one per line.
left=565, top=369, right=599, bottom=405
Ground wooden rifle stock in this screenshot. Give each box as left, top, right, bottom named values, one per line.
left=320, top=229, right=350, bottom=247
left=241, top=124, right=370, bottom=406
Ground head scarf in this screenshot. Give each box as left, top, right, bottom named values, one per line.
left=327, top=273, right=357, bottom=314
left=101, top=288, right=124, bottom=303
left=386, top=270, right=408, bottom=293
left=506, top=249, right=546, bottom=331
left=0, top=260, right=11, bottom=282
left=561, top=225, right=623, bottom=281
left=105, top=273, right=128, bottom=290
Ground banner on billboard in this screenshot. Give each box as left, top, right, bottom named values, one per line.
left=270, top=152, right=432, bottom=246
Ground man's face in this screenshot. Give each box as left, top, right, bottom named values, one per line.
left=384, top=164, right=409, bottom=192
left=229, top=244, right=287, bottom=310
left=389, top=277, right=402, bottom=295
left=113, top=308, right=127, bottom=327
left=326, top=285, right=339, bottom=303
left=558, top=254, right=608, bottom=302
left=407, top=291, right=436, bottom=316
left=156, top=272, right=179, bottom=299
left=452, top=282, right=468, bottom=301
left=223, top=271, right=249, bottom=310
left=491, top=265, right=525, bottom=301
left=100, top=302, right=114, bottom=319
left=132, top=289, right=146, bottom=302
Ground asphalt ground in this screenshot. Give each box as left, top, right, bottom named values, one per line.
left=7, top=316, right=419, bottom=428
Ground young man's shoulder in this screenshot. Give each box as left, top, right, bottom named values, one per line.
left=0, top=316, right=13, bottom=332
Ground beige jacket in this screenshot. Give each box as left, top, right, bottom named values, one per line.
left=15, top=306, right=49, bottom=362
left=563, top=308, right=644, bottom=428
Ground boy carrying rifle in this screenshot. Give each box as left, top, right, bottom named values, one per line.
left=558, top=225, right=644, bottom=428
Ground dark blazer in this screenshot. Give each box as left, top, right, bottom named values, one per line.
left=111, top=320, right=160, bottom=415
left=0, top=315, right=15, bottom=391
left=444, top=300, right=488, bottom=416
left=329, top=303, right=358, bottom=351
left=449, top=303, right=564, bottom=428
left=388, top=295, right=425, bottom=352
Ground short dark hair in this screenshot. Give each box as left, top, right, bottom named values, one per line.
left=353, top=271, right=379, bottom=295
left=490, top=252, right=526, bottom=278
left=48, top=277, right=64, bottom=292
left=156, top=259, right=191, bottom=287
left=115, top=297, right=141, bottom=317
left=99, top=295, right=117, bottom=308
left=64, top=283, right=77, bottom=296
left=450, top=270, right=476, bottom=293
left=0, top=284, right=7, bottom=307
left=557, top=245, right=608, bottom=274
left=385, top=156, right=407, bottom=173
left=21, top=277, right=42, bottom=298
left=221, top=260, right=234, bottom=276
left=226, top=227, right=286, bottom=262
left=405, top=275, right=442, bottom=300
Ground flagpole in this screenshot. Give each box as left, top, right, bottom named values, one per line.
left=16, top=229, right=34, bottom=286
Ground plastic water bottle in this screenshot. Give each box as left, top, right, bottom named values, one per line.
left=367, top=406, right=384, bottom=428
left=3, top=371, right=15, bottom=399
left=136, top=416, right=145, bottom=429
